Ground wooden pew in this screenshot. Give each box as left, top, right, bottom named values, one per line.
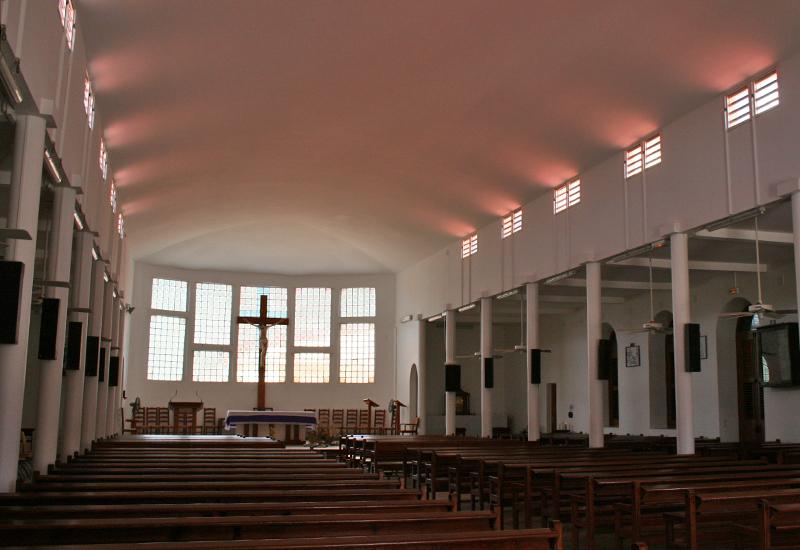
left=0, top=499, right=454, bottom=520
left=5, top=525, right=564, bottom=549
left=608, top=474, right=800, bottom=550
left=0, top=510, right=499, bottom=546
left=753, top=501, right=800, bottom=549
left=661, top=488, right=800, bottom=549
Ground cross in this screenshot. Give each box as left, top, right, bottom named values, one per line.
left=236, top=294, right=289, bottom=411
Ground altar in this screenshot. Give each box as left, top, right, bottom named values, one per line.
left=224, top=410, right=317, bottom=442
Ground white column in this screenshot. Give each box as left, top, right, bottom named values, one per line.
left=480, top=297, right=493, bottom=439
left=671, top=232, right=695, bottom=455
left=586, top=262, right=604, bottom=448
left=526, top=283, right=540, bottom=442
left=0, top=115, right=47, bottom=492
left=105, top=293, right=120, bottom=436
left=444, top=309, right=457, bottom=436
left=61, top=231, right=93, bottom=458
left=117, top=305, right=128, bottom=427
left=80, top=258, right=104, bottom=452
left=95, top=278, right=113, bottom=438
left=417, top=319, right=427, bottom=436
left=32, top=186, right=77, bottom=472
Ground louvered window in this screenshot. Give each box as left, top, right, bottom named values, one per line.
left=644, top=135, right=662, bottom=169
left=99, top=140, right=108, bottom=180
left=84, top=75, right=95, bottom=129
left=502, top=209, right=522, bottom=239
left=461, top=234, right=478, bottom=258
left=726, top=87, right=751, bottom=128
left=58, top=0, right=76, bottom=51
left=625, top=145, right=643, bottom=178
left=753, top=71, right=779, bottom=115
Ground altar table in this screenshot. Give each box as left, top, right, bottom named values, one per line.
left=224, top=410, right=317, bottom=442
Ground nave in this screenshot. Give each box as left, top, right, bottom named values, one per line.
left=8, top=435, right=800, bottom=548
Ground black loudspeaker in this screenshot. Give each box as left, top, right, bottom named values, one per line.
left=98, top=347, right=106, bottom=382
left=85, top=336, right=99, bottom=376
left=0, top=261, right=23, bottom=344
left=445, top=364, right=461, bottom=392
left=598, top=339, right=613, bottom=380
left=484, top=357, right=494, bottom=389
left=38, top=298, right=60, bottom=360
left=530, top=349, right=542, bottom=384
left=685, top=323, right=702, bottom=372
left=65, top=321, right=82, bottom=370
left=108, top=356, right=120, bottom=387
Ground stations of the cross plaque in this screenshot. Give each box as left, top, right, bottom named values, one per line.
left=236, top=294, right=289, bottom=412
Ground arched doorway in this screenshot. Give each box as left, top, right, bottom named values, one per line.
left=602, top=323, right=619, bottom=428
left=736, top=315, right=765, bottom=443
left=409, top=364, right=418, bottom=419
left=716, top=298, right=765, bottom=442
left=649, top=311, right=675, bottom=429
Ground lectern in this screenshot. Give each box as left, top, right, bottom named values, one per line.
left=363, top=398, right=379, bottom=432
left=169, top=401, right=203, bottom=434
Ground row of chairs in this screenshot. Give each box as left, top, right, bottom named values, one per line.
left=307, top=408, right=409, bottom=435
left=125, top=407, right=218, bottom=435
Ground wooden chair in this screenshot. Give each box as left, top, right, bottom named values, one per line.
left=357, top=409, right=370, bottom=433
left=331, top=409, right=344, bottom=436
left=317, top=409, right=331, bottom=433
left=373, top=409, right=387, bottom=434
left=175, top=411, right=196, bottom=434
left=157, top=407, right=170, bottom=434
left=124, top=407, right=144, bottom=434
left=345, top=409, right=358, bottom=434
left=201, top=408, right=217, bottom=434
left=400, top=416, right=420, bottom=435
left=144, top=407, right=159, bottom=434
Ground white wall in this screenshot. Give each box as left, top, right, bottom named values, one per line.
left=125, top=262, right=396, bottom=417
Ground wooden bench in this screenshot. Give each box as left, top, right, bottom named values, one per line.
left=4, top=524, right=564, bottom=549
left=0, top=510, right=498, bottom=546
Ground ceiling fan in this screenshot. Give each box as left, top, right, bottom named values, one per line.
left=719, top=216, right=796, bottom=322
left=622, top=253, right=673, bottom=334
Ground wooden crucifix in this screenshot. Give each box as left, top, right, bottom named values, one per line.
left=236, top=294, right=289, bottom=411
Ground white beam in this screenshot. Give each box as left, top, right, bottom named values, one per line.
left=540, top=295, right=625, bottom=305
left=694, top=228, right=793, bottom=244
left=552, top=279, right=671, bottom=291
left=614, top=257, right=766, bottom=272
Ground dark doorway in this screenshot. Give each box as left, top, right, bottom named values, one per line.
left=665, top=332, right=676, bottom=429
left=607, top=330, right=619, bottom=428
left=737, top=316, right=765, bottom=443
left=547, top=383, right=557, bottom=432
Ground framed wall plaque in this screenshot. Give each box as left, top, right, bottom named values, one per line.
left=625, top=343, right=641, bottom=368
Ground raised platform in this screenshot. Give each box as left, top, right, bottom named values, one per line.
left=96, top=435, right=285, bottom=449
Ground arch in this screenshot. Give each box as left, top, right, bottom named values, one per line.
left=649, top=310, right=674, bottom=429
left=409, top=364, right=419, bottom=419
left=602, top=323, right=619, bottom=428
left=716, top=297, right=764, bottom=442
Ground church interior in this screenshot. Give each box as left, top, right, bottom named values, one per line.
left=4, top=1, right=800, bottom=548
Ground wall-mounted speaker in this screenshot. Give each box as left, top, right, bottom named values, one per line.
left=445, top=363, right=461, bottom=392
left=530, top=349, right=542, bottom=384
left=685, top=323, right=702, bottom=372
left=98, top=347, right=106, bottom=382
left=484, top=356, right=494, bottom=389
left=0, top=261, right=23, bottom=344
left=65, top=321, right=82, bottom=370
left=108, top=356, right=120, bottom=387
left=38, top=298, right=60, bottom=360
left=598, top=339, right=613, bottom=380
left=85, top=336, right=99, bottom=376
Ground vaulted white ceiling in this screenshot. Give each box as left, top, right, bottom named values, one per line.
left=76, top=0, right=800, bottom=274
